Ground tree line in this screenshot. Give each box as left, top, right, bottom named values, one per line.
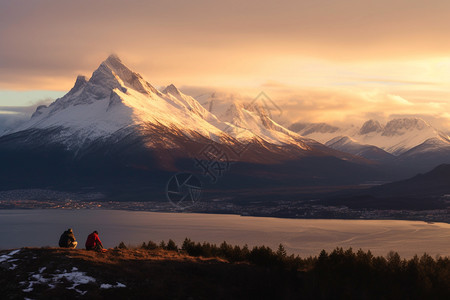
left=117, top=238, right=450, bottom=298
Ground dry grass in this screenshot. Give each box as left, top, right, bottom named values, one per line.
left=1, top=247, right=282, bottom=300
left=62, top=247, right=228, bottom=263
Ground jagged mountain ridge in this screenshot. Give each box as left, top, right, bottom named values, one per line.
left=290, top=118, right=450, bottom=157
left=11, top=55, right=321, bottom=158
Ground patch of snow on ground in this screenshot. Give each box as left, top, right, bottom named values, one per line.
left=22, top=268, right=96, bottom=294
left=100, top=282, right=127, bottom=289
left=0, top=249, right=21, bottom=263
left=21, top=265, right=125, bottom=294
left=0, top=249, right=21, bottom=271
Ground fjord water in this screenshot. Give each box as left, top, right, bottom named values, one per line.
left=1, top=209, right=450, bottom=258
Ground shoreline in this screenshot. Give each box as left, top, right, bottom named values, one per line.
left=0, top=204, right=449, bottom=225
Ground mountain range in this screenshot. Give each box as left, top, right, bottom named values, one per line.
left=0, top=55, right=382, bottom=201
left=290, top=118, right=450, bottom=156
left=10, top=55, right=369, bottom=164
left=2, top=55, right=450, bottom=209
left=289, top=118, right=450, bottom=174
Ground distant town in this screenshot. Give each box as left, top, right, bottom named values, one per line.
left=1, top=189, right=449, bottom=224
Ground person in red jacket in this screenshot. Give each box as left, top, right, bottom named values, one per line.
left=85, top=230, right=104, bottom=251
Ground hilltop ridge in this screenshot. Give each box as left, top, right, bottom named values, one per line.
left=2, top=240, right=450, bottom=299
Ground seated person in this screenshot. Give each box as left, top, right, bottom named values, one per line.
left=59, top=228, right=78, bottom=248
left=85, top=230, right=104, bottom=251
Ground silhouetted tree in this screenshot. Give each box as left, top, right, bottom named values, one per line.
left=277, top=244, right=287, bottom=259
left=117, top=241, right=127, bottom=249
left=167, top=239, right=178, bottom=251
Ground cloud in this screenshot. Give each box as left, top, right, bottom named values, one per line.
left=0, top=99, right=53, bottom=134
left=351, top=78, right=438, bottom=86
left=285, top=89, right=450, bottom=129
left=196, top=85, right=450, bottom=130
left=2, top=0, right=450, bottom=90
left=178, top=86, right=218, bottom=98
left=260, top=81, right=290, bottom=89
left=0, top=113, right=28, bottom=135
left=2, top=0, right=450, bottom=134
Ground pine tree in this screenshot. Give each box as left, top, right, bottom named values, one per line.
left=159, top=240, right=167, bottom=250
left=277, top=244, right=287, bottom=258
left=167, top=239, right=178, bottom=251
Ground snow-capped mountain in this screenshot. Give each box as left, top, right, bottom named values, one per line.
left=359, top=120, right=383, bottom=135
left=0, top=55, right=384, bottom=197
left=325, top=136, right=394, bottom=161
left=402, top=137, right=450, bottom=157
left=357, top=118, right=450, bottom=155
left=291, top=118, right=450, bottom=157
left=13, top=55, right=225, bottom=149
left=3, top=54, right=377, bottom=172
left=10, top=55, right=315, bottom=156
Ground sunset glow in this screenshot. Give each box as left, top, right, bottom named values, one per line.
left=1, top=0, right=450, bottom=127
left=3, top=3, right=450, bottom=296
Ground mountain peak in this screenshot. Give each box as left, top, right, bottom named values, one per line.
left=360, top=120, right=383, bottom=135
left=67, top=75, right=88, bottom=96
left=382, top=118, right=430, bottom=136
left=105, top=53, right=122, bottom=63
left=163, top=84, right=181, bottom=96
left=102, top=54, right=128, bottom=74
left=88, top=55, right=158, bottom=96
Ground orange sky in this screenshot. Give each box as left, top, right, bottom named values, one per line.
left=1, top=0, right=450, bottom=128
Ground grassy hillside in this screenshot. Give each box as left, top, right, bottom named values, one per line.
left=1, top=240, right=450, bottom=299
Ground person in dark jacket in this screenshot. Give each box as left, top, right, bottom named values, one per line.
left=85, top=230, right=104, bottom=251
left=59, top=228, right=78, bottom=248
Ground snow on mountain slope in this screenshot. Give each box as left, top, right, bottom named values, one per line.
left=325, top=136, right=394, bottom=161
left=401, top=136, right=450, bottom=157
left=161, top=86, right=258, bottom=142
left=197, top=93, right=308, bottom=147
left=10, top=55, right=312, bottom=153
left=162, top=84, right=211, bottom=120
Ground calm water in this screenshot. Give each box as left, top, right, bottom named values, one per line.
left=1, top=209, right=450, bottom=258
